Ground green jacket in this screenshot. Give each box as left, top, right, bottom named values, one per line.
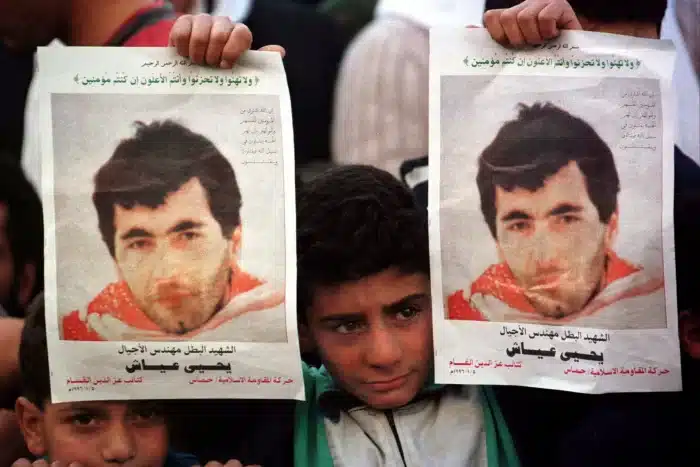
left=294, top=363, right=520, bottom=467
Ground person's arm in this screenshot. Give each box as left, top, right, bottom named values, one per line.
left=0, top=318, right=23, bottom=409
left=332, top=19, right=429, bottom=178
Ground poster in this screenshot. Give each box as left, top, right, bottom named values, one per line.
left=429, top=29, right=681, bottom=393
left=38, top=47, right=304, bottom=402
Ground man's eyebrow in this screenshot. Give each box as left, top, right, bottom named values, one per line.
left=318, top=312, right=365, bottom=324
left=547, top=203, right=583, bottom=217
left=383, top=293, right=429, bottom=313
left=120, top=228, right=153, bottom=241
left=167, top=220, right=204, bottom=235
left=500, top=209, right=531, bottom=223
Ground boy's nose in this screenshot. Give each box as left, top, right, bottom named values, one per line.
left=101, top=422, right=136, bottom=464
left=365, top=326, right=402, bottom=369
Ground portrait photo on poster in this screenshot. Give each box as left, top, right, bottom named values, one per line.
left=51, top=93, right=287, bottom=343
left=440, top=75, right=666, bottom=330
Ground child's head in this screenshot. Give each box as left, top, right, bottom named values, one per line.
left=297, top=165, right=432, bottom=410
left=15, top=296, right=170, bottom=467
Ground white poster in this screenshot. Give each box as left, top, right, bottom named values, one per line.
left=430, top=29, right=681, bottom=393
left=38, top=47, right=304, bottom=402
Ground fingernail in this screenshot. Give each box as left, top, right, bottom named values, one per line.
left=220, top=60, right=232, bottom=69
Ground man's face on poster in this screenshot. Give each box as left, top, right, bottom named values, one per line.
left=112, top=177, right=238, bottom=334
left=494, top=161, right=617, bottom=318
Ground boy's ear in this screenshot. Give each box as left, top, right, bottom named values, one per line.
left=15, top=397, right=47, bottom=457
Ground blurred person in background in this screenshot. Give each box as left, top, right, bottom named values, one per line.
left=0, top=160, right=42, bottom=466
left=18, top=0, right=282, bottom=190
left=331, top=0, right=486, bottom=177
left=318, top=0, right=378, bottom=39
left=661, top=0, right=699, bottom=163
left=0, top=46, right=33, bottom=163
left=0, top=161, right=42, bottom=321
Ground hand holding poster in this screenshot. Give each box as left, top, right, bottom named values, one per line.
left=37, top=47, right=303, bottom=402
left=429, top=29, right=681, bottom=393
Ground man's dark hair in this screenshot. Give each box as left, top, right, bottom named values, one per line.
left=93, top=120, right=242, bottom=257
left=0, top=159, right=43, bottom=317
left=19, top=293, right=49, bottom=407
left=485, top=0, right=667, bottom=33
left=296, top=165, right=429, bottom=323
left=477, top=102, right=620, bottom=238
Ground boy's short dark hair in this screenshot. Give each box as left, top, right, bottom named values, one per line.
left=485, top=0, right=668, bottom=32
left=296, top=165, right=429, bottom=323
left=18, top=293, right=49, bottom=407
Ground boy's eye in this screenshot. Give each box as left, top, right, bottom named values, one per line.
left=70, top=413, right=97, bottom=426
left=132, top=409, right=161, bottom=421
left=130, top=405, right=164, bottom=422
left=333, top=321, right=364, bottom=334
left=396, top=305, right=421, bottom=320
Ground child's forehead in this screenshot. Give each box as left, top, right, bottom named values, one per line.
left=310, top=270, right=430, bottom=316
left=49, top=400, right=162, bottom=413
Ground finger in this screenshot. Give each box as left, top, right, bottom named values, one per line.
left=483, top=9, right=507, bottom=45
left=224, top=461, right=244, bottom=467
left=205, top=16, right=235, bottom=66
left=499, top=5, right=527, bottom=47
left=517, top=7, right=544, bottom=44
left=169, top=15, right=193, bottom=58
left=258, top=44, right=285, bottom=58
left=219, top=23, right=253, bottom=68
left=539, top=2, right=582, bottom=39
left=189, top=14, right=214, bottom=64
left=11, top=459, right=34, bottom=467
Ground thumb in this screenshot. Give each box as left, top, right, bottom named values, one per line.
left=258, top=44, right=285, bottom=58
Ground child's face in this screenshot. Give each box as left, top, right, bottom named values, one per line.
left=304, top=268, right=433, bottom=410
left=16, top=399, right=169, bottom=467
